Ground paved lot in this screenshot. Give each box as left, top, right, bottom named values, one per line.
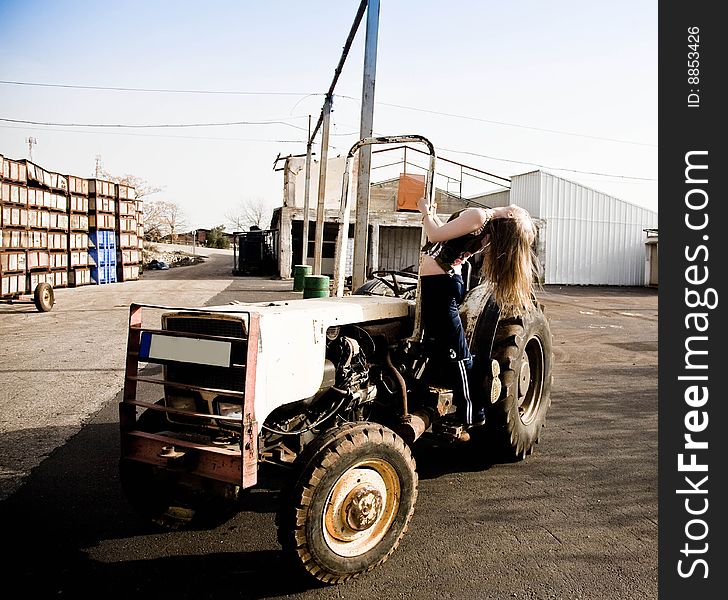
left=0, top=250, right=657, bottom=599
left=0, top=246, right=297, bottom=499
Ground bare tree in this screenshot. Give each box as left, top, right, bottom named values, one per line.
left=161, top=200, right=187, bottom=242
left=98, top=168, right=162, bottom=200
left=141, top=198, right=166, bottom=241
left=225, top=197, right=273, bottom=231
left=144, top=199, right=187, bottom=242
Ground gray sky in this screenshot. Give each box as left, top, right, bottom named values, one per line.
left=0, top=0, right=657, bottom=229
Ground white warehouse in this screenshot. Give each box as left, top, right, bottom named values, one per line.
left=485, top=170, right=658, bottom=286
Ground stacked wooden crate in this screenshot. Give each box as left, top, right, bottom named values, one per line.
left=67, top=175, right=91, bottom=287
left=116, top=184, right=140, bottom=281
left=136, top=197, right=144, bottom=269
left=1, top=155, right=30, bottom=297
left=2, top=154, right=146, bottom=294
left=88, top=179, right=118, bottom=284
left=24, top=161, right=70, bottom=290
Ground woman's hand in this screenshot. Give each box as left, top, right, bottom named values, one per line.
left=417, top=196, right=429, bottom=216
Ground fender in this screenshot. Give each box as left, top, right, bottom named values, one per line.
left=461, top=283, right=501, bottom=358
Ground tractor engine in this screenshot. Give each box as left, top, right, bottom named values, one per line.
left=260, top=325, right=384, bottom=463
left=326, top=331, right=377, bottom=409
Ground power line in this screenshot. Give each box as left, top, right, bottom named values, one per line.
left=0, top=116, right=357, bottom=136
left=439, top=146, right=657, bottom=181
left=0, top=116, right=309, bottom=131
left=0, top=123, right=306, bottom=144
left=0, top=79, right=321, bottom=97
left=360, top=127, right=655, bottom=182
left=0, top=123, right=655, bottom=181
left=335, top=94, right=657, bottom=149
left=1, top=78, right=655, bottom=148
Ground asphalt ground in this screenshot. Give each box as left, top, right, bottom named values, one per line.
left=0, top=248, right=658, bottom=599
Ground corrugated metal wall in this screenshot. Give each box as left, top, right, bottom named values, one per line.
left=378, top=226, right=421, bottom=272
left=509, top=171, right=543, bottom=216
left=520, top=172, right=658, bottom=285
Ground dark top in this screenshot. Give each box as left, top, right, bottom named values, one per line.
left=421, top=208, right=492, bottom=273
left=422, top=209, right=490, bottom=273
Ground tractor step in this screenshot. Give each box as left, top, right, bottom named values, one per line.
left=426, top=386, right=456, bottom=417
left=429, top=418, right=482, bottom=443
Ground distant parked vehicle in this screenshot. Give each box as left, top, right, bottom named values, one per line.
left=146, top=260, right=170, bottom=270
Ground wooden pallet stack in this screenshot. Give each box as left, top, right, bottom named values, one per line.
left=24, top=160, right=70, bottom=290
left=67, top=175, right=91, bottom=287
left=88, top=179, right=117, bottom=284
left=2, top=153, right=146, bottom=296
left=115, top=184, right=140, bottom=282
left=1, top=155, right=30, bottom=297
left=136, top=196, right=144, bottom=273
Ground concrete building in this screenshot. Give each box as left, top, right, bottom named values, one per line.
left=271, top=152, right=658, bottom=287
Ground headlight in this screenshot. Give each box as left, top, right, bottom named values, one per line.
left=217, top=400, right=243, bottom=421
left=167, top=394, right=196, bottom=412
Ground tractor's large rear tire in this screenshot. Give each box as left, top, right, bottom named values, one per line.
left=276, top=422, right=417, bottom=584
left=485, top=308, right=553, bottom=461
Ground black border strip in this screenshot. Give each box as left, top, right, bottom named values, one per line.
left=659, top=4, right=726, bottom=598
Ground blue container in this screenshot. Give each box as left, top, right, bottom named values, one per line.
left=90, top=265, right=117, bottom=284
left=88, top=229, right=117, bottom=284
left=89, top=246, right=117, bottom=268
left=90, top=229, right=116, bottom=249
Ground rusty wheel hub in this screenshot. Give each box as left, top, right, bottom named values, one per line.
left=323, top=459, right=400, bottom=557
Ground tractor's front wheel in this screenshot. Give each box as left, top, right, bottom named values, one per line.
left=277, top=423, right=417, bottom=584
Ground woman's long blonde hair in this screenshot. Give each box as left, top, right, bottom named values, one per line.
left=480, top=206, right=540, bottom=317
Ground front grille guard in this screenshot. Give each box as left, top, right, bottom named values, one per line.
left=119, top=303, right=259, bottom=489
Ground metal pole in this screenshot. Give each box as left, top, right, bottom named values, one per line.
left=351, top=0, right=380, bottom=291
left=313, top=95, right=332, bottom=275
left=302, top=115, right=313, bottom=266
left=308, top=0, right=367, bottom=145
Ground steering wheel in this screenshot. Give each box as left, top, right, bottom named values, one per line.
left=371, top=270, right=418, bottom=298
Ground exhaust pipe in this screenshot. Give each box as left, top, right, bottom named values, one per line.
left=396, top=409, right=431, bottom=446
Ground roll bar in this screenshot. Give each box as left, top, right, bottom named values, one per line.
left=332, top=135, right=436, bottom=299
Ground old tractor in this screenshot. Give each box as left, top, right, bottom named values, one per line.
left=119, top=136, right=553, bottom=584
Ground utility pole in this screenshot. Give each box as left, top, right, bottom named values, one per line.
left=352, top=0, right=380, bottom=291
left=94, top=155, right=102, bottom=178
left=313, top=95, right=332, bottom=275
left=306, top=0, right=367, bottom=275
left=302, top=115, right=313, bottom=266
left=26, top=137, right=37, bottom=162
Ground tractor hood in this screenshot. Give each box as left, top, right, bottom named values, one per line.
left=204, top=296, right=413, bottom=425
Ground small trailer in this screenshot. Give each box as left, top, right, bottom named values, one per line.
left=0, top=281, right=55, bottom=312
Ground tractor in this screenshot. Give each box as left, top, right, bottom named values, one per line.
left=119, top=136, right=553, bottom=584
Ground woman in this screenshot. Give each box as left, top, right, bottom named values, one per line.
left=416, top=196, right=538, bottom=433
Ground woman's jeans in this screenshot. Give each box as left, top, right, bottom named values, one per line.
left=420, top=273, right=482, bottom=425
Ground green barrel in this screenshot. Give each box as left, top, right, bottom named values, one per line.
left=303, top=275, right=330, bottom=298
left=293, top=264, right=312, bottom=292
